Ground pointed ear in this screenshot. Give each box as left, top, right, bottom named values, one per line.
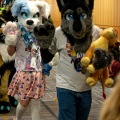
left=56, top=0, right=69, bottom=12
left=85, top=0, right=94, bottom=10
left=36, top=1, right=51, bottom=19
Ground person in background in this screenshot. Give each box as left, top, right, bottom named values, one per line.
left=99, top=70, right=120, bottom=120
left=109, top=42, right=120, bottom=84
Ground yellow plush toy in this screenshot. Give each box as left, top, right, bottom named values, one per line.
left=81, top=27, right=118, bottom=89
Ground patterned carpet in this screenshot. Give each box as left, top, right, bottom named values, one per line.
left=0, top=67, right=111, bottom=120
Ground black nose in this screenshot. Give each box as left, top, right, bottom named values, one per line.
left=73, top=19, right=82, bottom=32
left=26, top=20, right=34, bottom=25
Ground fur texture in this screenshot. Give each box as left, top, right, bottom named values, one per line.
left=93, top=49, right=112, bottom=70
left=34, top=16, right=55, bottom=48
left=11, top=0, right=51, bottom=32
left=0, top=6, right=14, bottom=43
left=57, top=0, right=94, bottom=53
left=80, top=27, right=118, bottom=88
left=0, top=5, right=17, bottom=113
left=3, top=0, right=51, bottom=47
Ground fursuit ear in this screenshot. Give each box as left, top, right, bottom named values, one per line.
left=36, top=1, right=51, bottom=19
left=85, top=0, right=94, bottom=10
left=56, top=0, right=69, bottom=12
left=11, top=0, right=28, bottom=17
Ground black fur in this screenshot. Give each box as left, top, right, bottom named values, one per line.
left=40, top=48, right=54, bottom=63
left=0, top=61, right=15, bottom=86
left=93, top=49, right=113, bottom=70
left=57, top=0, right=94, bottom=53
left=57, top=0, right=94, bottom=12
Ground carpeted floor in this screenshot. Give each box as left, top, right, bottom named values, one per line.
left=0, top=67, right=111, bottom=120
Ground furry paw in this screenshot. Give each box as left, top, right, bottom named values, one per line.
left=86, top=77, right=97, bottom=86
left=34, top=18, right=55, bottom=48
left=0, top=102, right=11, bottom=114
left=3, top=21, right=20, bottom=46
left=87, top=64, right=95, bottom=73
left=105, top=78, right=114, bottom=88
left=81, top=57, right=90, bottom=67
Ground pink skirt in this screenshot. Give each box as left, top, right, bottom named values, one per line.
left=8, top=71, right=46, bottom=100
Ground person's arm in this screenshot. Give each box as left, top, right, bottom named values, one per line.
left=7, top=45, right=16, bottom=56
left=41, top=36, right=58, bottom=63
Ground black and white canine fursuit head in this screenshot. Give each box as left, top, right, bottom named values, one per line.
left=57, top=0, right=94, bottom=53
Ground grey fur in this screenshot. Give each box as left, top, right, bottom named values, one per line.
left=85, top=0, right=89, bottom=5
left=34, top=18, right=55, bottom=49
left=61, top=6, right=93, bottom=53
left=60, top=0, right=65, bottom=6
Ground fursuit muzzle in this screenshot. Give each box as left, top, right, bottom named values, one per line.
left=57, top=0, right=94, bottom=53
left=11, top=0, right=51, bottom=32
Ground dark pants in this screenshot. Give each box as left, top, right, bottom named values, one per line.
left=57, top=88, right=92, bottom=120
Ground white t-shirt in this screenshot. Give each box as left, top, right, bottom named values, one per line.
left=92, top=25, right=102, bottom=41
left=52, top=25, right=101, bottom=92
left=15, top=37, right=42, bottom=71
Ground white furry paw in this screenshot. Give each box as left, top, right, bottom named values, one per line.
left=3, top=21, right=21, bottom=46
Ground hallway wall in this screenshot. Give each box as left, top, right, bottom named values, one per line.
left=45, top=0, right=61, bottom=27
left=93, top=0, right=120, bottom=39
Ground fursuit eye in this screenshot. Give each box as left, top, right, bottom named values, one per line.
left=21, top=12, right=28, bottom=18
left=33, top=13, right=39, bottom=18
left=80, top=13, right=87, bottom=20
left=66, top=14, right=73, bottom=20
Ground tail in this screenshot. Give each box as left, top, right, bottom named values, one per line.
left=101, top=78, right=106, bottom=99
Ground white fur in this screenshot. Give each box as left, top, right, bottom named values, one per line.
left=36, top=1, right=51, bottom=19
left=18, top=1, right=51, bottom=32
left=0, top=43, right=15, bottom=62
left=5, top=35, right=18, bottom=46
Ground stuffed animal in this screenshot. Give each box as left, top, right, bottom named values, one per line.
left=0, top=5, right=18, bottom=114
left=81, top=27, right=118, bottom=89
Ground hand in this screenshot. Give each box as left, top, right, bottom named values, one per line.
left=3, top=21, right=21, bottom=46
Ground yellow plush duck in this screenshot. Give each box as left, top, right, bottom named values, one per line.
left=81, top=27, right=118, bottom=89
